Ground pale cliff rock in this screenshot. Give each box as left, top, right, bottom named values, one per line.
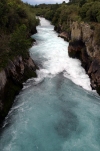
left=70, top=21, right=100, bottom=58
left=68, top=21, right=100, bottom=94
left=71, top=22, right=82, bottom=40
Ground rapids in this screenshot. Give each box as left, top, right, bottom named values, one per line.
left=0, top=17, right=100, bottom=151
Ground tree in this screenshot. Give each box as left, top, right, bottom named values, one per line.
left=10, top=25, right=31, bottom=57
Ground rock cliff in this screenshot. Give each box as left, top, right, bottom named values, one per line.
left=68, top=21, right=100, bottom=94
left=58, top=32, right=70, bottom=41
left=0, top=56, right=38, bottom=126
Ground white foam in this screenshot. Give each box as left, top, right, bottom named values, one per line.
left=34, top=69, right=49, bottom=82
left=64, top=58, right=91, bottom=91
left=30, top=17, right=91, bottom=91
left=39, top=17, right=52, bottom=27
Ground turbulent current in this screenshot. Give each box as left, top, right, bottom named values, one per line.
left=0, top=18, right=100, bottom=151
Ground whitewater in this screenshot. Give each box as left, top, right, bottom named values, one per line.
left=0, top=17, right=100, bottom=151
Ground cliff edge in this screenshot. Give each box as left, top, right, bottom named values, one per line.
left=0, top=56, right=38, bottom=126
left=68, top=21, right=100, bottom=94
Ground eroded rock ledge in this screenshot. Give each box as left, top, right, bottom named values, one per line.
left=0, top=56, right=38, bottom=126
left=68, top=21, right=100, bottom=94
left=58, top=32, right=70, bottom=42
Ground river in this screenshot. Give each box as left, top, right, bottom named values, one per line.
left=0, top=17, right=100, bottom=151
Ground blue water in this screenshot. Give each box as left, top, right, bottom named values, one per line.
left=0, top=18, right=100, bottom=151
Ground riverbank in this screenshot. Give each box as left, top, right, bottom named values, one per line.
left=58, top=21, right=100, bottom=95
left=0, top=0, right=39, bottom=126
left=1, top=17, right=100, bottom=151
left=0, top=55, right=38, bottom=127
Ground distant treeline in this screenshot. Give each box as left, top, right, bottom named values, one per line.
left=32, top=0, right=100, bottom=29
left=31, top=0, right=100, bottom=45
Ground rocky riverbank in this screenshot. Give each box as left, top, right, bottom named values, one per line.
left=58, top=21, right=100, bottom=94
left=0, top=55, right=38, bottom=126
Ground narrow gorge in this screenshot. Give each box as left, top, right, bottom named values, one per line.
left=0, top=17, right=100, bottom=151
left=1, top=0, right=100, bottom=150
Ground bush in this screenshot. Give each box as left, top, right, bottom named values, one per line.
left=79, top=2, right=100, bottom=22
left=10, top=24, right=31, bottom=57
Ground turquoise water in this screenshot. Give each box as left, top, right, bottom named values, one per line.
left=0, top=18, right=100, bottom=151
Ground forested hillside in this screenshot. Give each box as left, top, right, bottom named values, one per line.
left=34, top=0, right=100, bottom=23
left=0, top=0, right=39, bottom=70
left=33, top=0, right=100, bottom=39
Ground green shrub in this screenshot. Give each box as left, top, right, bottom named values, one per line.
left=10, top=24, right=31, bottom=57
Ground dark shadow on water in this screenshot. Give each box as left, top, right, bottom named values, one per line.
left=54, top=108, right=79, bottom=139
left=52, top=74, right=83, bottom=139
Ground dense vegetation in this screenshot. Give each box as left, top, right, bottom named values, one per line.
left=1, top=0, right=100, bottom=70
left=32, top=0, right=100, bottom=41
left=0, top=0, right=39, bottom=70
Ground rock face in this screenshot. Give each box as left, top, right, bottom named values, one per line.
left=68, top=21, right=100, bottom=94
left=58, top=32, right=70, bottom=42
left=0, top=56, right=38, bottom=126
left=88, top=59, right=100, bottom=93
